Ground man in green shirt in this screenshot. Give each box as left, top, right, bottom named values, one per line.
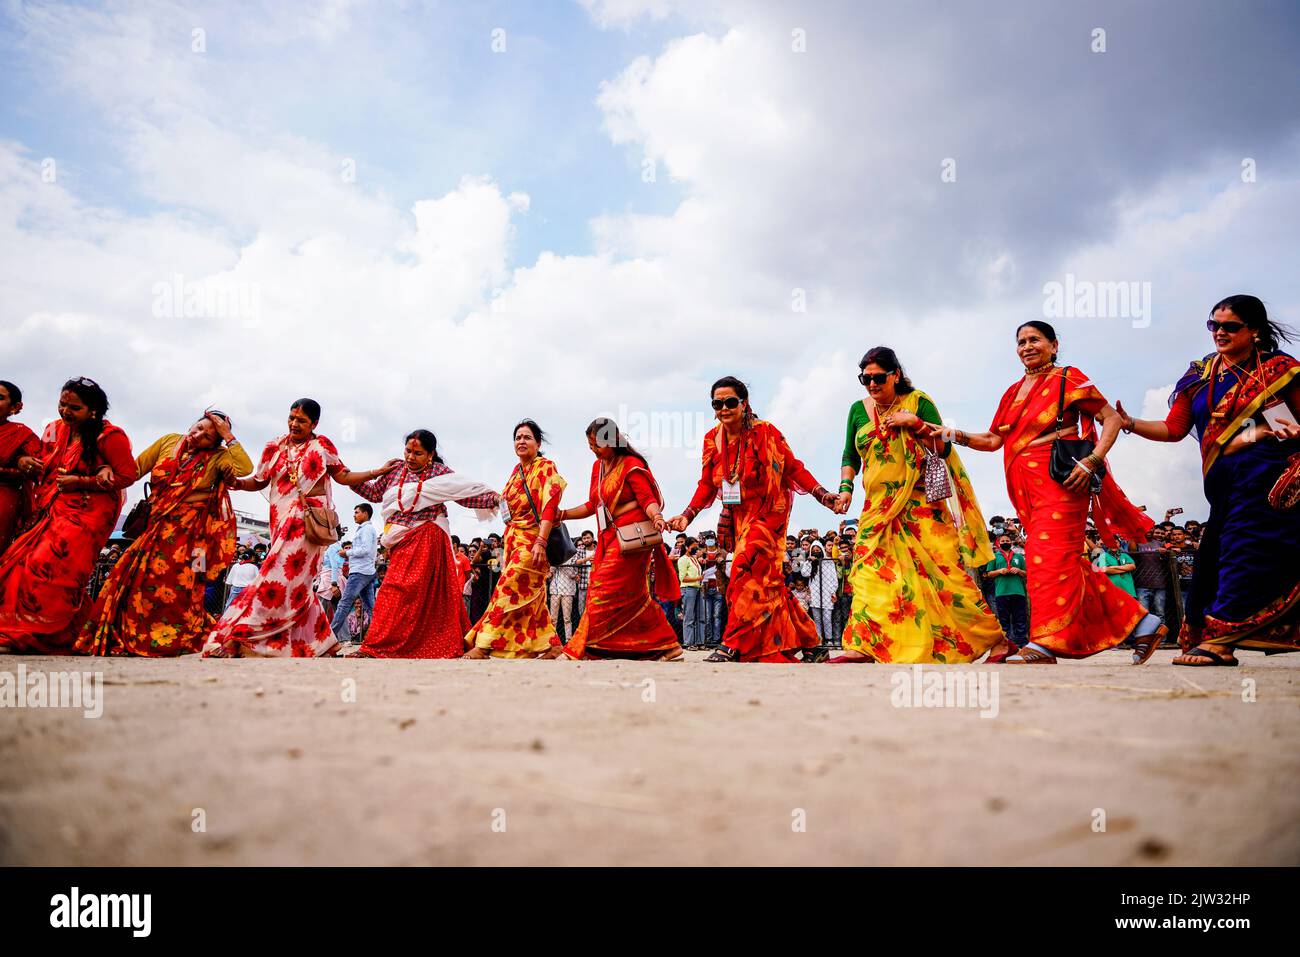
left=983, top=532, right=1028, bottom=646
left=1089, top=532, right=1137, bottom=598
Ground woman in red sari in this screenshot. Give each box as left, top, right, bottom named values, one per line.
left=557, top=418, right=682, bottom=661
left=0, top=378, right=136, bottom=655
left=939, top=323, right=1164, bottom=663
left=0, top=380, right=42, bottom=556
left=75, top=411, right=251, bottom=657
left=666, top=377, right=842, bottom=663
left=349, top=429, right=499, bottom=659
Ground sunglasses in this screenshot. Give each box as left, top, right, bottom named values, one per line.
left=1206, top=319, right=1247, bottom=334
left=711, top=397, right=742, bottom=411
left=858, top=372, right=892, bottom=386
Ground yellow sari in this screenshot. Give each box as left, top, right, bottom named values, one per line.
left=842, top=390, right=1001, bottom=663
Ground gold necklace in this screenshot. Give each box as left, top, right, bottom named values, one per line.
left=1023, top=360, right=1056, bottom=376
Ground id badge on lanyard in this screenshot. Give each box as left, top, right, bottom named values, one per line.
left=500, top=498, right=512, bottom=523
left=721, top=479, right=742, bottom=505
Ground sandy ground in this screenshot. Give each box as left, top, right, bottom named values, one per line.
left=1, top=647, right=1298, bottom=866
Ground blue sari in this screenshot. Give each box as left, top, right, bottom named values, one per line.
left=1173, top=350, right=1300, bottom=651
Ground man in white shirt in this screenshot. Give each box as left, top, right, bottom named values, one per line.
left=331, top=504, right=378, bottom=643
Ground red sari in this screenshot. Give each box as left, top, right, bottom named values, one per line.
left=0, top=420, right=136, bottom=654
left=75, top=437, right=241, bottom=656
left=562, top=456, right=681, bottom=660
left=0, top=420, right=40, bottom=555
left=686, top=420, right=825, bottom=662
left=990, top=367, right=1153, bottom=657
left=352, top=462, right=498, bottom=659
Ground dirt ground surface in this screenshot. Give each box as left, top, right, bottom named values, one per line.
left=2, top=648, right=1298, bottom=866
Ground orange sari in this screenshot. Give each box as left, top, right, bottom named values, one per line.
left=76, top=439, right=239, bottom=656
left=562, top=456, right=680, bottom=660
left=991, top=367, right=1153, bottom=657
left=686, top=420, right=824, bottom=662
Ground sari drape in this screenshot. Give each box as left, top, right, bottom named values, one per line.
left=0, top=420, right=40, bottom=555
left=992, top=368, right=1152, bottom=657
left=353, top=463, right=497, bottom=659
left=1171, top=351, right=1300, bottom=651
left=0, top=420, right=135, bottom=654
left=464, top=457, right=567, bottom=658
left=842, top=391, right=1002, bottom=663
left=562, top=456, right=680, bottom=660
left=76, top=436, right=243, bottom=656
left=686, top=420, right=823, bottom=662
left=203, top=434, right=345, bottom=658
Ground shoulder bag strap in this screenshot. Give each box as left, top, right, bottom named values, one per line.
left=517, top=462, right=542, bottom=523
left=1055, top=366, right=1070, bottom=428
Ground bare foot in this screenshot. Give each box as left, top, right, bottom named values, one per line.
left=461, top=647, right=490, bottom=659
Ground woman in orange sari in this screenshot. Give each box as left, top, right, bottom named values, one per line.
left=75, top=411, right=251, bottom=656
left=667, top=377, right=842, bottom=663
left=0, top=380, right=41, bottom=556
left=557, top=418, right=681, bottom=661
left=941, top=323, right=1164, bottom=663
left=0, top=378, right=136, bottom=655
left=463, top=419, right=568, bottom=659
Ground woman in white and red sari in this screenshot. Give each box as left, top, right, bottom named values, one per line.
left=202, top=398, right=399, bottom=658
left=349, top=429, right=498, bottom=659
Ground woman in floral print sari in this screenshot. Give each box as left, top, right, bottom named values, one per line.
left=831, top=347, right=1006, bottom=663
left=463, top=419, right=568, bottom=659
left=76, top=411, right=251, bottom=657
left=666, top=377, right=841, bottom=663
left=203, top=398, right=400, bottom=658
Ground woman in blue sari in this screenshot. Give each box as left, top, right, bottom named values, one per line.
left=1117, top=295, right=1300, bottom=665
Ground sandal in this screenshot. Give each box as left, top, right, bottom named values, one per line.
left=1131, top=625, right=1168, bottom=666
left=828, top=654, right=872, bottom=663
left=655, top=648, right=685, bottom=662
left=704, top=646, right=740, bottom=663
left=801, top=648, right=830, bottom=663
left=1172, top=645, right=1238, bottom=667
left=461, top=647, right=490, bottom=659
left=1006, top=646, right=1057, bottom=664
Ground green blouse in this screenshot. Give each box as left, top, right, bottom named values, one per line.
left=841, top=394, right=949, bottom=473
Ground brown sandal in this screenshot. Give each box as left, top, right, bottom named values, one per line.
left=1172, top=645, right=1238, bottom=667
left=1131, top=624, right=1168, bottom=665
left=1006, top=646, right=1057, bottom=664
left=461, top=647, right=490, bottom=659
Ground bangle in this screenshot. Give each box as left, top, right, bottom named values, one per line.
left=838, top=479, right=854, bottom=493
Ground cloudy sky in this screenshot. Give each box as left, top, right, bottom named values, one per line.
left=3, top=0, right=1299, bottom=540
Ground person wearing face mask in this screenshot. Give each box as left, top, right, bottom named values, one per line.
left=984, top=530, right=1029, bottom=654
left=805, top=542, right=840, bottom=644
left=834, top=347, right=1006, bottom=664
left=203, top=398, right=401, bottom=658
left=75, top=410, right=251, bottom=656
left=666, top=376, right=840, bottom=662
left=346, top=429, right=498, bottom=659
left=1117, top=295, right=1300, bottom=666
left=464, top=419, right=569, bottom=659
left=0, top=380, right=41, bottom=557
left=940, top=322, right=1164, bottom=665
left=0, top=377, right=137, bottom=654
left=677, top=538, right=705, bottom=648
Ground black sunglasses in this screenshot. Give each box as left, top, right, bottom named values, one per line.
left=711, top=397, right=742, bottom=410
left=858, top=372, right=892, bottom=386
left=1206, top=319, right=1246, bottom=334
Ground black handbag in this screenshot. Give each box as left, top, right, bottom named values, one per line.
left=1048, top=367, right=1105, bottom=493
left=516, top=463, right=577, bottom=566
left=121, top=482, right=152, bottom=538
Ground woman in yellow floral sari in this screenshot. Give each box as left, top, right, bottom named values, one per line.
left=463, top=419, right=568, bottom=659
left=76, top=411, right=251, bottom=656
left=833, top=348, right=1007, bottom=663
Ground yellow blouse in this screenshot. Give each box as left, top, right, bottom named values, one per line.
left=135, top=434, right=254, bottom=490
